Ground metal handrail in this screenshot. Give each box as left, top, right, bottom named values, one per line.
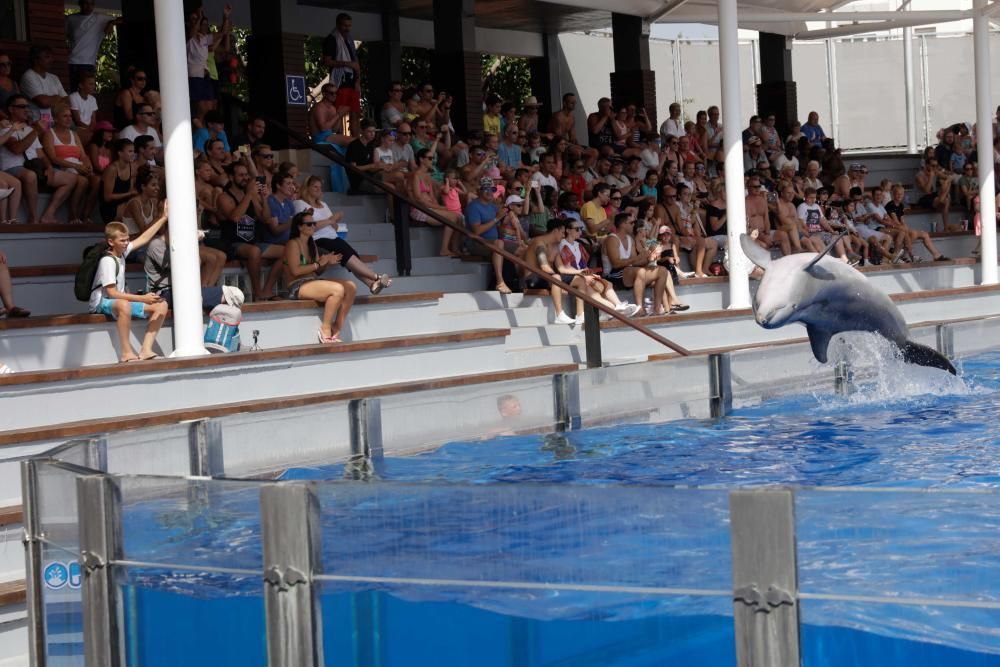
left=264, top=117, right=690, bottom=358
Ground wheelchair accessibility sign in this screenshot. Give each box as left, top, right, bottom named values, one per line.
left=285, top=75, right=306, bottom=107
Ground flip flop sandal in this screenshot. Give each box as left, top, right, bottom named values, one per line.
left=6, top=307, right=30, bottom=318
left=138, top=354, right=162, bottom=361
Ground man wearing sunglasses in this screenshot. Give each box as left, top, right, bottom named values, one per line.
left=118, top=103, right=164, bottom=164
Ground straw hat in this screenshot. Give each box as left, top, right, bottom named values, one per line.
left=522, top=96, right=541, bottom=108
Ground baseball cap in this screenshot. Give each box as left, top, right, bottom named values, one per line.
left=505, top=194, right=524, bottom=205
left=479, top=176, right=496, bottom=192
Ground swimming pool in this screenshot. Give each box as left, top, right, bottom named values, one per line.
left=34, top=346, right=1000, bottom=666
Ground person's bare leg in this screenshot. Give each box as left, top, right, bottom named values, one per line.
left=939, top=197, right=950, bottom=230
left=237, top=245, right=264, bottom=300
left=69, top=175, right=88, bottom=221
left=492, top=240, right=509, bottom=292
left=344, top=255, right=378, bottom=289
left=693, top=238, right=708, bottom=276
left=914, top=231, right=945, bottom=258
left=113, top=300, right=137, bottom=361
left=139, top=301, right=168, bottom=359
left=331, top=279, right=356, bottom=337
left=19, top=170, right=38, bottom=223
left=85, top=174, right=101, bottom=221
left=652, top=267, right=667, bottom=313
left=41, top=171, right=75, bottom=223
left=0, top=262, right=14, bottom=309
left=200, top=246, right=225, bottom=286
left=549, top=282, right=564, bottom=316
left=631, top=270, right=646, bottom=310
left=0, top=172, right=21, bottom=221
left=774, top=230, right=791, bottom=256
left=662, top=269, right=681, bottom=305
left=260, top=245, right=286, bottom=297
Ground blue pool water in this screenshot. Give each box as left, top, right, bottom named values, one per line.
left=57, top=351, right=1000, bottom=665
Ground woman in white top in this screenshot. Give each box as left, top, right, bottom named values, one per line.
left=294, top=175, right=391, bottom=294
left=803, top=160, right=823, bottom=191
left=186, top=4, right=231, bottom=124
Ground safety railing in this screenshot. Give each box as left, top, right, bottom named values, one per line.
left=263, top=116, right=690, bottom=366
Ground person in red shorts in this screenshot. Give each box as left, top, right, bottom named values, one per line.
left=322, top=13, right=361, bottom=137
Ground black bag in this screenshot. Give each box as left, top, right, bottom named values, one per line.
left=74, top=243, right=115, bottom=302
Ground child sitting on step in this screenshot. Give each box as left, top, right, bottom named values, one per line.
left=88, top=202, right=169, bottom=362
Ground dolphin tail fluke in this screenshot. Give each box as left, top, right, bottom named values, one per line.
left=900, top=340, right=957, bottom=375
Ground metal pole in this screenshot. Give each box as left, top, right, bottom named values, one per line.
left=709, top=353, right=733, bottom=418
left=583, top=302, right=603, bottom=368
left=552, top=372, right=581, bottom=432
left=84, top=435, right=108, bottom=472
left=833, top=359, right=853, bottom=396
left=903, top=26, right=917, bottom=153
left=187, top=418, right=225, bottom=478
left=729, top=489, right=801, bottom=667
left=77, top=474, right=125, bottom=667
left=261, top=483, right=324, bottom=667
left=718, top=0, right=751, bottom=309
left=345, top=398, right=384, bottom=480
left=919, top=35, right=932, bottom=148
left=974, top=0, right=998, bottom=285
left=20, top=460, right=46, bottom=667
left=825, top=38, right=839, bottom=147
left=153, top=0, right=207, bottom=357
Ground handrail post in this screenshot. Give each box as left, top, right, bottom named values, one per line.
left=188, top=418, right=225, bottom=478
left=729, top=489, right=801, bottom=667
left=583, top=303, right=603, bottom=369
left=393, top=197, right=412, bottom=277
left=552, top=372, right=581, bottom=432
left=346, top=398, right=384, bottom=480
left=77, top=474, right=125, bottom=667
left=261, top=483, right=324, bottom=667
left=21, top=460, right=47, bottom=667
left=709, top=353, right=733, bottom=418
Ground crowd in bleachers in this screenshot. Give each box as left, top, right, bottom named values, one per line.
left=0, top=3, right=994, bottom=360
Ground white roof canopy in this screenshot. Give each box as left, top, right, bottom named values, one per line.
left=538, top=0, right=983, bottom=38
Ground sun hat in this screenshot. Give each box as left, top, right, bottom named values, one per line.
left=522, top=96, right=541, bottom=108
left=95, top=120, right=115, bottom=131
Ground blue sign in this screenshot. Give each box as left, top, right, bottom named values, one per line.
left=68, top=561, right=82, bottom=589
left=44, top=562, right=68, bottom=590
left=285, top=75, right=306, bottom=107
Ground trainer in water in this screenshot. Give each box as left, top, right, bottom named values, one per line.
left=740, top=233, right=956, bottom=375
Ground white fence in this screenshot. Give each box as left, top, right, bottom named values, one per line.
left=557, top=31, right=1000, bottom=151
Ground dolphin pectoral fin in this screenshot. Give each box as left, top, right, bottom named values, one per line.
left=806, top=324, right=833, bottom=363
left=740, top=234, right=772, bottom=270
left=900, top=340, right=957, bottom=375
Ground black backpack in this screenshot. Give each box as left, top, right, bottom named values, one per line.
left=74, top=243, right=118, bottom=302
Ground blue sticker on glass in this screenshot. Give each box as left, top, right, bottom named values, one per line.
left=68, top=561, right=81, bottom=589
left=43, top=562, right=68, bottom=590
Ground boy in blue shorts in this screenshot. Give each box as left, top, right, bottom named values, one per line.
left=88, top=203, right=169, bottom=362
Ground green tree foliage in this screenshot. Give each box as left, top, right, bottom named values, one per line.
left=481, top=54, right=531, bottom=105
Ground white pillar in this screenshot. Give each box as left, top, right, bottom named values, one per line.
left=903, top=26, right=917, bottom=153
left=154, top=0, right=207, bottom=356
left=825, top=38, right=839, bottom=147
left=718, top=0, right=750, bottom=309
left=974, top=0, right=998, bottom=285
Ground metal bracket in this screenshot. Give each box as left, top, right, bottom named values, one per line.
left=264, top=566, right=309, bottom=591
left=81, top=550, right=107, bottom=573
left=733, top=584, right=795, bottom=612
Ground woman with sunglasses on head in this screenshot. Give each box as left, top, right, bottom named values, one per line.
left=284, top=210, right=356, bottom=344
left=114, top=67, right=147, bottom=129
left=295, top=175, right=391, bottom=294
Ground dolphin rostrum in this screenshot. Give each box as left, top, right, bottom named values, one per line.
left=740, top=234, right=956, bottom=375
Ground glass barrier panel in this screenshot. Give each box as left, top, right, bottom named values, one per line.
left=40, top=540, right=84, bottom=666
left=729, top=342, right=836, bottom=407
left=319, top=580, right=733, bottom=667
left=380, top=375, right=558, bottom=456
left=35, top=460, right=85, bottom=553
left=796, top=489, right=1000, bottom=659
left=122, top=565, right=266, bottom=667
left=577, top=356, right=712, bottom=426
left=219, top=402, right=352, bottom=478
left=105, top=423, right=192, bottom=477
left=316, top=482, right=732, bottom=591
left=950, top=316, right=1000, bottom=358
left=118, top=476, right=263, bottom=572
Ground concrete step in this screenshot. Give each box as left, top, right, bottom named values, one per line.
left=0, top=328, right=514, bottom=432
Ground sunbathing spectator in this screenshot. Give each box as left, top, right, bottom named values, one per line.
left=100, top=138, right=137, bottom=223
left=519, top=96, right=543, bottom=135
left=187, top=3, right=230, bottom=125
left=774, top=181, right=807, bottom=253
left=322, top=12, right=361, bottom=136
left=958, top=163, right=978, bottom=216
left=114, top=67, right=148, bottom=128
left=20, top=45, right=68, bottom=124
left=758, top=113, right=781, bottom=158
left=310, top=83, right=351, bottom=146
left=295, top=175, right=391, bottom=295
left=234, top=115, right=267, bottom=151
left=0, top=53, right=18, bottom=117
left=603, top=212, right=672, bottom=315
left=284, top=210, right=357, bottom=343
left=67, top=0, right=121, bottom=91
left=41, top=102, right=93, bottom=225
left=549, top=93, right=578, bottom=143
left=215, top=161, right=283, bottom=300
left=89, top=209, right=169, bottom=362
left=588, top=97, right=617, bottom=152
left=915, top=158, right=952, bottom=230
left=0, top=248, right=28, bottom=317
left=745, top=175, right=790, bottom=255
left=410, top=148, right=462, bottom=257
left=661, top=184, right=716, bottom=277
left=884, top=184, right=949, bottom=262
left=520, top=218, right=575, bottom=323
left=463, top=176, right=514, bottom=293
left=68, top=72, right=98, bottom=145
left=802, top=111, right=826, bottom=147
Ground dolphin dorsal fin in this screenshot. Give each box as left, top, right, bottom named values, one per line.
left=803, top=229, right=848, bottom=273
left=740, top=234, right=772, bottom=270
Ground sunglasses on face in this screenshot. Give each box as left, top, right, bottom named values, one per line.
left=261, top=154, right=275, bottom=159
left=610, top=196, right=622, bottom=201
left=301, top=221, right=316, bottom=227
left=9, top=103, right=27, bottom=109
left=399, top=131, right=412, bottom=136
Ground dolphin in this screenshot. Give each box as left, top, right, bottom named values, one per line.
left=739, top=234, right=956, bottom=375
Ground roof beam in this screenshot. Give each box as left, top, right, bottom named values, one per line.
left=795, top=17, right=949, bottom=40
left=646, top=0, right=693, bottom=23
left=979, top=2, right=1000, bottom=18
left=654, top=9, right=971, bottom=24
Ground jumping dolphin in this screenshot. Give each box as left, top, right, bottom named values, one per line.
left=740, top=234, right=956, bottom=375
